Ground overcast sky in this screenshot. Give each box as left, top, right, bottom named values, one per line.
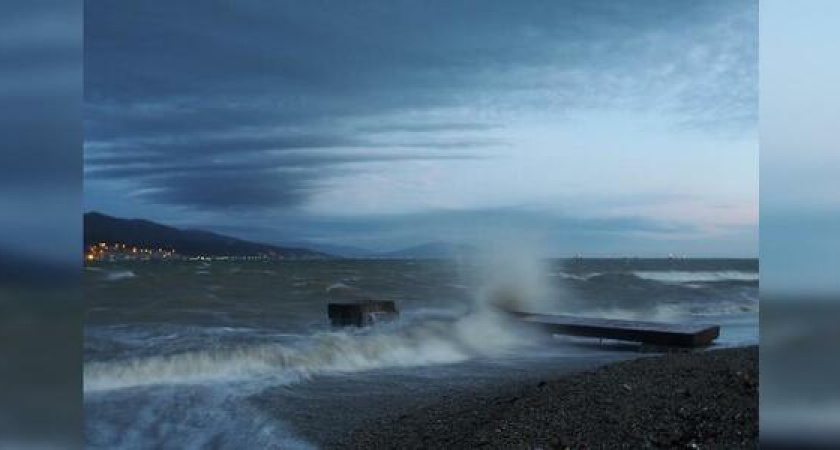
left=84, top=0, right=757, bottom=256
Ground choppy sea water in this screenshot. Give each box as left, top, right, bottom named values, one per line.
left=83, top=258, right=758, bottom=448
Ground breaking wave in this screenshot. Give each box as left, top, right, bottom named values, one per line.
left=84, top=310, right=532, bottom=392
left=550, top=270, right=757, bottom=284
left=632, top=271, right=758, bottom=284
left=575, top=300, right=759, bottom=323
left=549, top=271, right=601, bottom=281
left=104, top=270, right=136, bottom=281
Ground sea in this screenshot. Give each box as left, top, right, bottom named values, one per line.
left=83, top=257, right=758, bottom=448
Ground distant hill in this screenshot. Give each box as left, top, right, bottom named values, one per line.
left=283, top=242, right=375, bottom=258
left=281, top=241, right=479, bottom=259
left=377, top=242, right=477, bottom=259
left=84, top=212, right=330, bottom=259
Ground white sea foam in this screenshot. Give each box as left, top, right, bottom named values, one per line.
left=83, top=309, right=533, bottom=392
left=633, top=271, right=758, bottom=283
left=549, top=271, right=601, bottom=281
left=104, top=270, right=136, bottom=281
left=85, top=379, right=315, bottom=449
left=580, top=298, right=759, bottom=322
left=325, top=282, right=351, bottom=292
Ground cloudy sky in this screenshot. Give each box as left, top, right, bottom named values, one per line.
left=84, top=0, right=757, bottom=256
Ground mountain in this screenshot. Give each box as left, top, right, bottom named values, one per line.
left=84, top=212, right=330, bottom=258
left=377, top=242, right=477, bottom=259
left=283, top=242, right=375, bottom=258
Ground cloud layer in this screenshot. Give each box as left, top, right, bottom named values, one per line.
left=85, top=0, right=757, bottom=255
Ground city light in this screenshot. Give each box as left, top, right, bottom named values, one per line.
left=84, top=242, right=177, bottom=262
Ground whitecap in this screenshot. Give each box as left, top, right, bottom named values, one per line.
left=632, top=271, right=758, bottom=284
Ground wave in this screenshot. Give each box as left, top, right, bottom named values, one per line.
left=553, top=270, right=758, bottom=284
left=325, top=282, right=351, bottom=292
left=104, top=270, right=136, bottom=281
left=85, top=373, right=315, bottom=449
left=632, top=271, right=758, bottom=284
left=578, top=298, right=759, bottom=322
left=549, top=271, right=601, bottom=281
left=83, top=310, right=534, bottom=392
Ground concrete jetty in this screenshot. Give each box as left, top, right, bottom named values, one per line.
left=509, top=311, right=720, bottom=347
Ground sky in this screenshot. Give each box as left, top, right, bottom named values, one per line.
left=84, top=0, right=758, bottom=257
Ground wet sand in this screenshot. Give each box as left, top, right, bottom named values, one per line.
left=336, top=346, right=757, bottom=449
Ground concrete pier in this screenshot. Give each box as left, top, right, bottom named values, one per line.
left=509, top=311, right=720, bottom=347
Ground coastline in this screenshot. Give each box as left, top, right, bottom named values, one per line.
left=334, top=346, right=757, bottom=449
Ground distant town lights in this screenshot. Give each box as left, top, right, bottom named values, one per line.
left=84, top=242, right=177, bottom=262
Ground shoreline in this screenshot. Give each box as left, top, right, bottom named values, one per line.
left=335, top=346, right=757, bottom=449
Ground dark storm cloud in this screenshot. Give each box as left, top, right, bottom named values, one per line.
left=359, top=123, right=503, bottom=133
left=139, top=171, right=315, bottom=209
left=87, top=146, right=482, bottom=210
left=85, top=131, right=501, bottom=164
left=86, top=0, right=756, bottom=212
left=86, top=151, right=480, bottom=181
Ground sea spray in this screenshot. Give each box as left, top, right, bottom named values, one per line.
left=469, top=240, right=564, bottom=315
